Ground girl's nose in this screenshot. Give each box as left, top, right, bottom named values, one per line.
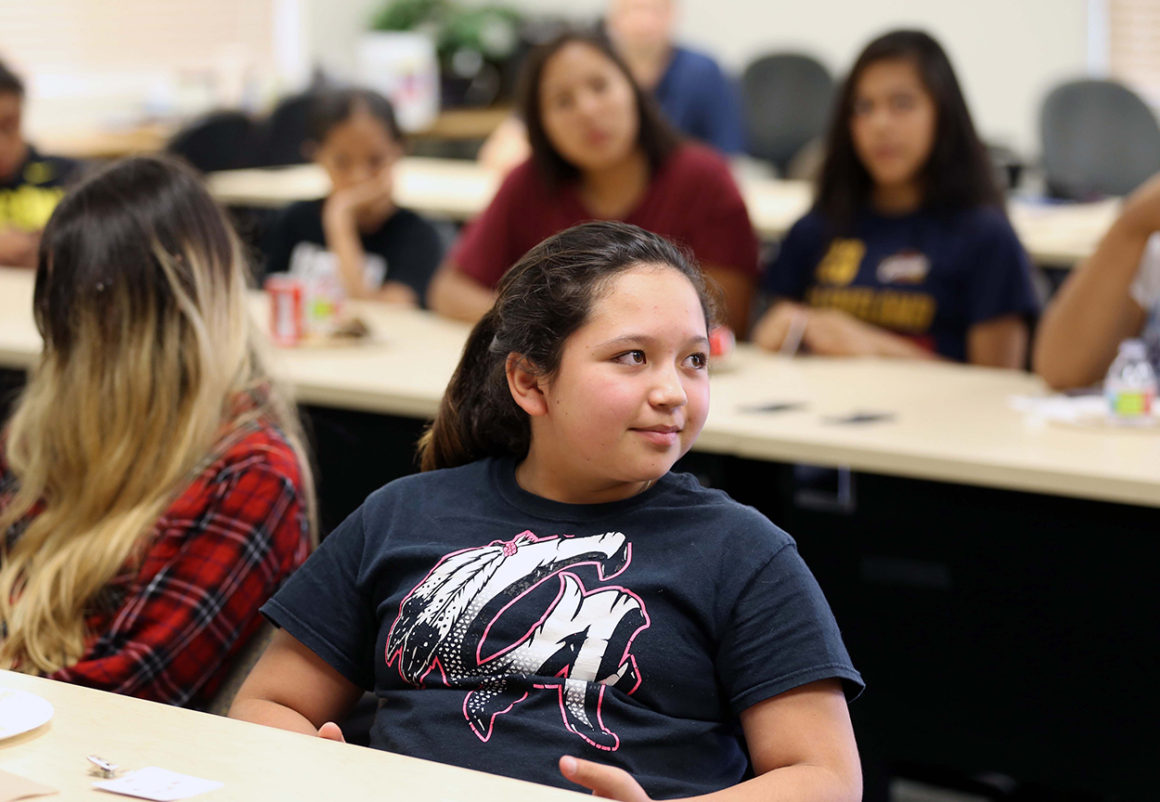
left=649, top=367, right=687, bottom=407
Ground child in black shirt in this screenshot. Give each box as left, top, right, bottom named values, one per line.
left=263, top=88, right=442, bottom=306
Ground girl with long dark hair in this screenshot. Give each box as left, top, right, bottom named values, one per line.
left=753, top=30, right=1038, bottom=365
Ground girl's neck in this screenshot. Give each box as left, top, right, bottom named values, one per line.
left=578, top=148, right=650, bottom=219
left=515, top=455, right=654, bottom=505
left=871, top=180, right=924, bottom=216
left=621, top=45, right=671, bottom=91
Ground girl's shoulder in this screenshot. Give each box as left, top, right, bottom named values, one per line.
left=362, top=460, right=492, bottom=509
left=661, top=142, right=733, bottom=181
left=170, top=418, right=304, bottom=513
left=654, top=471, right=795, bottom=548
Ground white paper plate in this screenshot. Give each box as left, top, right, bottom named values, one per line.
left=0, top=687, right=54, bottom=739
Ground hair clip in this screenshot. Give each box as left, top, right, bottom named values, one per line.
left=87, top=754, right=119, bottom=779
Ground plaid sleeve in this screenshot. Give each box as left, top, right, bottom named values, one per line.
left=49, top=429, right=310, bottom=707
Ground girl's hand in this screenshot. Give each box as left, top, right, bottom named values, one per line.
left=317, top=721, right=346, bottom=742
left=800, top=308, right=883, bottom=356
left=558, top=756, right=652, bottom=802
left=752, top=302, right=809, bottom=353
left=324, top=168, right=395, bottom=228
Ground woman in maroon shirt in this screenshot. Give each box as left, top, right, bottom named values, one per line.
left=428, top=30, right=758, bottom=336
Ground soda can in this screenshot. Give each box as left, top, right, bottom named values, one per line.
left=265, top=274, right=305, bottom=346
left=709, top=325, right=735, bottom=358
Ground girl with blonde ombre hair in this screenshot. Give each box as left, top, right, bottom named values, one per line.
left=0, top=155, right=315, bottom=708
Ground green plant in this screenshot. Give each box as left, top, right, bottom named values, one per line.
left=370, top=1, right=521, bottom=61
left=369, top=0, right=452, bottom=33
left=437, top=6, right=521, bottom=61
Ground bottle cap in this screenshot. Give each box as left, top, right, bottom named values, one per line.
left=1118, top=339, right=1148, bottom=359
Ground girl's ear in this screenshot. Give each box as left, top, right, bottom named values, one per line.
left=506, top=353, right=549, bottom=417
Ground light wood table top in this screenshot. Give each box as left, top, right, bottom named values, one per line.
left=0, top=670, right=584, bottom=801
left=204, top=159, right=1117, bottom=267
left=206, top=158, right=502, bottom=222
left=33, top=122, right=176, bottom=161
left=3, top=267, right=1157, bottom=507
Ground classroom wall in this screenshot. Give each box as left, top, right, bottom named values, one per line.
left=304, top=0, right=1093, bottom=159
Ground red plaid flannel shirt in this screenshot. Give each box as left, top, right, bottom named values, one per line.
left=1, top=419, right=310, bottom=708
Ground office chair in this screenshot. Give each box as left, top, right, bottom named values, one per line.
left=1039, top=78, right=1160, bottom=200
left=166, top=110, right=261, bottom=173
left=255, top=91, right=320, bottom=167
left=742, top=52, right=834, bottom=177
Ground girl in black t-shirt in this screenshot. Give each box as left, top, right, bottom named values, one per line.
left=232, top=221, right=862, bottom=802
left=263, top=88, right=443, bottom=306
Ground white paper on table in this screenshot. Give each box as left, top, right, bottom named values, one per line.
left=1009, top=393, right=1160, bottom=429
left=1008, top=394, right=1107, bottom=423
left=92, top=767, right=222, bottom=801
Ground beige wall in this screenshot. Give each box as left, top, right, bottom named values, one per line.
left=305, top=0, right=1092, bottom=157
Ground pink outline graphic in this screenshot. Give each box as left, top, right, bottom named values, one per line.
left=383, top=530, right=649, bottom=750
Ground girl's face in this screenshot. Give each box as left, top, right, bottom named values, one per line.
left=849, top=58, right=937, bottom=191
left=524, top=264, right=710, bottom=503
left=313, top=110, right=401, bottom=192
left=538, top=42, right=640, bottom=173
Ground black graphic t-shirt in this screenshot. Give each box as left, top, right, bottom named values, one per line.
left=263, top=458, right=862, bottom=799
left=762, top=206, right=1039, bottom=361
left=262, top=199, right=443, bottom=304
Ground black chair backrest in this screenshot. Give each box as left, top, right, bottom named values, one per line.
left=166, top=110, right=260, bottom=173
left=255, top=91, right=320, bottom=167
left=1040, top=78, right=1160, bottom=200
left=742, top=52, right=834, bottom=174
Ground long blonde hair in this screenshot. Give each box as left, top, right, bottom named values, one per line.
left=0, top=155, right=315, bottom=674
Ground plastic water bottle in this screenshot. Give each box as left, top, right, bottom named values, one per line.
left=1104, top=339, right=1157, bottom=425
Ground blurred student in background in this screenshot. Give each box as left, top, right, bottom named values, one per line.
left=0, top=58, right=78, bottom=268
left=606, top=0, right=744, bottom=154
left=264, top=89, right=443, bottom=306
left=431, top=30, right=758, bottom=335
left=1035, top=172, right=1160, bottom=388
left=753, top=30, right=1037, bottom=366
left=0, top=156, right=313, bottom=708
left=478, top=0, right=745, bottom=173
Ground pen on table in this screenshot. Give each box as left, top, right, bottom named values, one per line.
left=780, top=310, right=807, bottom=357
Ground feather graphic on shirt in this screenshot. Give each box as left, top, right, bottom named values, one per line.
left=385, top=530, right=648, bottom=749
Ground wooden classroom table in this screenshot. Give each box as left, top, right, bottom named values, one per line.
left=0, top=670, right=584, bottom=801
left=34, top=122, right=176, bottom=161
left=0, top=267, right=1156, bottom=508
left=204, top=159, right=1121, bottom=267
left=31, top=107, right=510, bottom=163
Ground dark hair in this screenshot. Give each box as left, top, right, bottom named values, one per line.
left=0, top=59, right=24, bottom=97
left=306, top=88, right=402, bottom=145
left=418, top=221, right=714, bottom=472
left=816, top=29, right=1002, bottom=233
left=34, top=155, right=237, bottom=355
left=517, top=30, right=680, bottom=188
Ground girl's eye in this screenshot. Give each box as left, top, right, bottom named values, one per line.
left=852, top=98, right=874, bottom=117
left=684, top=352, right=708, bottom=370
left=890, top=94, right=917, bottom=112
left=550, top=92, right=574, bottom=111
left=615, top=350, right=646, bottom=365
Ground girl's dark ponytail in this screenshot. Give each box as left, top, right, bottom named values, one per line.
left=418, top=308, right=528, bottom=471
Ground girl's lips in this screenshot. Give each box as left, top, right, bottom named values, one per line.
left=585, top=129, right=612, bottom=146
left=632, top=426, right=681, bottom=447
